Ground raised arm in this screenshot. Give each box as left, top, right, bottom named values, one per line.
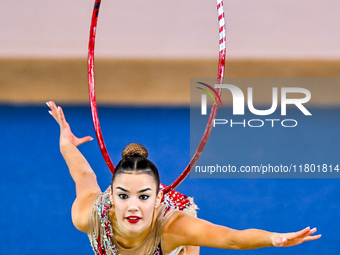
left=47, top=101, right=101, bottom=232
left=162, top=211, right=321, bottom=252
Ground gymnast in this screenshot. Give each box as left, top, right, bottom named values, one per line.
left=47, top=101, right=321, bottom=255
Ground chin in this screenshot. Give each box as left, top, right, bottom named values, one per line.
left=125, top=221, right=150, bottom=234
left=125, top=225, right=145, bottom=235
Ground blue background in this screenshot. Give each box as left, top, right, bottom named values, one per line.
left=1, top=105, right=339, bottom=254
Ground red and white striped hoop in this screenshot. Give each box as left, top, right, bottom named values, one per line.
left=88, top=0, right=226, bottom=194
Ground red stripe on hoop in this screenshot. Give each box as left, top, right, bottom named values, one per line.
left=218, top=13, right=224, bottom=21
left=219, top=25, right=225, bottom=33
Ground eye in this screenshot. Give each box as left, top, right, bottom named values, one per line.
left=139, top=195, right=149, bottom=200
left=118, top=194, right=128, bottom=199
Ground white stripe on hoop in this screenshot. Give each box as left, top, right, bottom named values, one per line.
left=218, top=6, right=224, bottom=16
left=219, top=30, right=225, bottom=40
left=219, top=18, right=225, bottom=28
left=219, top=41, right=226, bottom=52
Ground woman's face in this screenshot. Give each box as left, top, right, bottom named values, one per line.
left=111, top=173, right=162, bottom=237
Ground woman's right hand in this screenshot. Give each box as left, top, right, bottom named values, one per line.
left=47, top=101, right=93, bottom=147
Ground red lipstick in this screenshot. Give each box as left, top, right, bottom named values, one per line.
left=126, top=216, right=141, bottom=223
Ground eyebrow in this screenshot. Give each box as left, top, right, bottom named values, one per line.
left=116, top=187, right=152, bottom=193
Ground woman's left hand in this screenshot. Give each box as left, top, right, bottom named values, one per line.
left=270, top=226, right=321, bottom=247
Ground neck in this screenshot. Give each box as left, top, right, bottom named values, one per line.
left=115, top=231, right=150, bottom=248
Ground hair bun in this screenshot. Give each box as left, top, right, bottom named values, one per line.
left=122, top=143, right=148, bottom=159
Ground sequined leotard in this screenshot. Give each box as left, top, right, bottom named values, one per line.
left=87, top=184, right=198, bottom=255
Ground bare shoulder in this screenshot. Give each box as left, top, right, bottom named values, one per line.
left=163, top=211, right=212, bottom=237
left=162, top=211, right=205, bottom=251
left=161, top=211, right=189, bottom=253
left=162, top=210, right=235, bottom=250
left=71, top=186, right=101, bottom=233
left=163, top=210, right=186, bottom=231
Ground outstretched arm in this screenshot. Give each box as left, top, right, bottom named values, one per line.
left=47, top=101, right=101, bottom=232
left=162, top=212, right=321, bottom=251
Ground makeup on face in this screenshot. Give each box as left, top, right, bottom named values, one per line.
left=111, top=173, right=159, bottom=234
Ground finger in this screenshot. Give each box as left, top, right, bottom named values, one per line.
left=310, top=227, right=317, bottom=233
left=49, top=101, right=61, bottom=118
left=300, top=227, right=317, bottom=238
left=46, top=101, right=55, bottom=112
left=48, top=110, right=59, bottom=122
left=304, top=227, right=317, bottom=237
left=58, top=106, right=68, bottom=127
left=303, top=234, right=322, bottom=242
left=47, top=101, right=61, bottom=124
left=48, top=101, right=58, bottom=111
left=77, top=136, right=94, bottom=146
left=287, top=227, right=311, bottom=239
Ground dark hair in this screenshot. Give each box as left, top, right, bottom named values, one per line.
left=111, top=143, right=160, bottom=194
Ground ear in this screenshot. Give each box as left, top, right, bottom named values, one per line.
left=109, top=186, right=114, bottom=205
left=155, top=190, right=163, bottom=208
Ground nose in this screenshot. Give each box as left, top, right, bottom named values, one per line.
left=127, top=197, right=139, bottom=212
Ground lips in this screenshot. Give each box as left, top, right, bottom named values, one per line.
left=126, top=216, right=141, bottom=223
